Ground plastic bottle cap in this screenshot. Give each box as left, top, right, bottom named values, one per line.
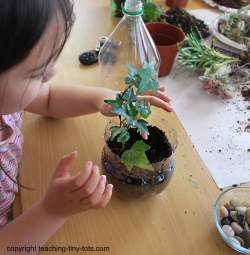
left=123, top=0, right=143, bottom=16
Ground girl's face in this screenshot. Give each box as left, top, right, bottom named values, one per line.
left=0, top=14, right=63, bottom=115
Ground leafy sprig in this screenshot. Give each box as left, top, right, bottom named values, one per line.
left=177, top=31, right=240, bottom=97
left=104, top=62, right=159, bottom=170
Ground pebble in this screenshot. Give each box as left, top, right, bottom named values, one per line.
left=234, top=236, right=245, bottom=246
left=219, top=197, right=250, bottom=250
left=230, top=197, right=241, bottom=208
left=228, top=237, right=241, bottom=246
left=245, top=222, right=250, bottom=231
left=222, top=225, right=235, bottom=237
left=239, top=230, right=250, bottom=248
left=246, top=208, right=250, bottom=225
left=231, top=222, right=243, bottom=235
left=237, top=213, right=246, bottom=227
left=219, top=205, right=229, bottom=218
left=79, top=50, right=98, bottom=65
left=230, top=211, right=238, bottom=222
left=224, top=202, right=234, bottom=211
left=236, top=206, right=247, bottom=215
left=221, top=217, right=232, bottom=226
left=242, top=201, right=250, bottom=208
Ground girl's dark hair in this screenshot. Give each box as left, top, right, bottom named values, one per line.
left=0, top=0, right=75, bottom=73
left=0, top=0, right=75, bottom=189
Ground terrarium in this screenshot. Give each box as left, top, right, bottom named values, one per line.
left=101, top=63, right=178, bottom=199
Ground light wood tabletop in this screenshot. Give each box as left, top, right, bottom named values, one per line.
left=18, top=0, right=238, bottom=254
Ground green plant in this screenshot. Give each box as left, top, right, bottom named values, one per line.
left=142, top=0, right=164, bottom=22
left=218, top=5, right=250, bottom=46
left=111, top=0, right=164, bottom=22
left=178, top=31, right=240, bottom=97
left=104, top=62, right=159, bottom=171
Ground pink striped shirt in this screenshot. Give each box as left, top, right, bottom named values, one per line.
left=0, top=112, right=23, bottom=226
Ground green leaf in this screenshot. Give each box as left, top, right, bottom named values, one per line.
left=116, top=129, right=130, bottom=143
left=136, top=100, right=151, bottom=119
left=143, top=2, right=164, bottom=22
left=110, top=126, right=130, bottom=143
left=125, top=76, right=134, bottom=85
left=122, top=88, right=137, bottom=102
left=129, top=119, right=149, bottom=135
left=126, top=102, right=138, bottom=117
left=131, top=63, right=159, bottom=94
left=112, top=106, right=131, bottom=120
left=104, top=97, right=123, bottom=108
left=121, top=141, right=153, bottom=171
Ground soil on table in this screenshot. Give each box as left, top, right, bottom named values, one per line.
left=213, top=0, right=250, bottom=9
left=164, top=8, right=211, bottom=39
left=241, top=87, right=250, bottom=102
left=107, top=125, right=172, bottom=163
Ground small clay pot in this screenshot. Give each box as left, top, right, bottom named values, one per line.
left=165, top=0, right=189, bottom=8
left=146, top=23, right=185, bottom=77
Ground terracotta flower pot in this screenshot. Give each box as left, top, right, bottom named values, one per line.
left=146, top=23, right=185, bottom=77
left=165, top=0, right=189, bottom=8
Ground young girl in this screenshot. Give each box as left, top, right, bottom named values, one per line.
left=0, top=0, right=173, bottom=253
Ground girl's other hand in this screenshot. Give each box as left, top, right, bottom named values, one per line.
left=41, top=151, right=113, bottom=219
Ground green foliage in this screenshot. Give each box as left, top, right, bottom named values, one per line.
left=104, top=62, right=159, bottom=171
left=178, top=31, right=240, bottom=78
left=110, top=126, right=130, bottom=143
left=142, top=1, right=164, bottom=23
left=121, top=141, right=153, bottom=171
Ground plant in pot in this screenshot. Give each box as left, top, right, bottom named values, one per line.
left=102, top=62, right=177, bottom=200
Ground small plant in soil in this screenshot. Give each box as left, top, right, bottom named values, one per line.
left=103, top=62, right=175, bottom=198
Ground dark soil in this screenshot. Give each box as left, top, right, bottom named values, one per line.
left=241, top=87, right=250, bottom=102
left=107, top=126, right=172, bottom=163
left=214, top=0, right=250, bottom=9
left=164, top=8, right=211, bottom=39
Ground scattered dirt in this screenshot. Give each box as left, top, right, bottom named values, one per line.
left=241, top=87, right=250, bottom=102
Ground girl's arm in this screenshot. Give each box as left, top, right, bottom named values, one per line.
left=26, top=84, right=173, bottom=118
left=26, top=84, right=116, bottom=118
left=0, top=152, right=112, bottom=255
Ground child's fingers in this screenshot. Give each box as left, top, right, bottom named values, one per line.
left=80, top=175, right=107, bottom=206
left=139, top=91, right=172, bottom=103
left=94, top=184, right=113, bottom=208
left=54, top=151, right=78, bottom=178
left=141, top=132, right=148, bottom=140
left=140, top=96, right=174, bottom=112
left=70, top=161, right=93, bottom=191
left=158, top=85, right=165, bottom=92
left=73, top=165, right=100, bottom=199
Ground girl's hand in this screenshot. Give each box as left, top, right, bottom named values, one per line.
left=41, top=151, right=113, bottom=219
left=100, top=85, right=174, bottom=117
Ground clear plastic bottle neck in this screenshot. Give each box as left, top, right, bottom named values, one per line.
left=123, top=0, right=143, bottom=16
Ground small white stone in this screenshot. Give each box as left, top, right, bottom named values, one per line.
left=229, top=237, right=241, bottom=246
left=219, top=205, right=229, bottom=218
left=236, top=206, right=247, bottom=215
left=230, top=197, right=240, bottom=208
left=231, top=222, right=243, bottom=235
left=222, top=225, right=235, bottom=238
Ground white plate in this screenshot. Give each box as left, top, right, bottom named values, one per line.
left=202, top=0, right=238, bottom=13
left=211, top=17, right=247, bottom=51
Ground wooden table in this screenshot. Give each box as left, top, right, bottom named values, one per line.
left=18, top=0, right=238, bottom=254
